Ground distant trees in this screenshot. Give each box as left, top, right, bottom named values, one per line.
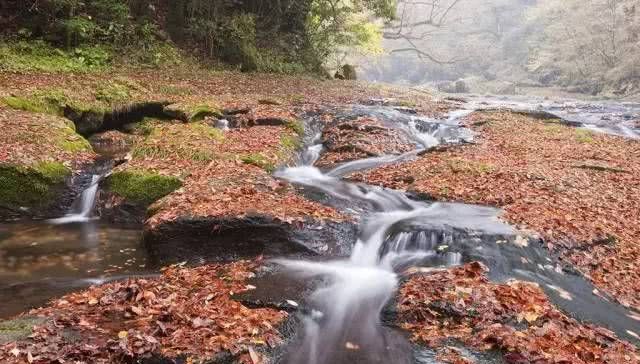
left=528, top=0, right=640, bottom=95
left=361, top=0, right=640, bottom=96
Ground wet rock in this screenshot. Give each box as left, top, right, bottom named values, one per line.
left=88, top=130, right=136, bottom=158
left=317, top=117, right=416, bottom=168
left=162, top=102, right=222, bottom=123
left=143, top=215, right=357, bottom=265
left=67, top=102, right=170, bottom=137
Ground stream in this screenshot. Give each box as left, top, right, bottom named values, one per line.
left=0, top=95, right=639, bottom=360
left=271, top=102, right=640, bottom=363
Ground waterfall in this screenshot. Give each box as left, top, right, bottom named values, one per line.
left=273, top=108, right=513, bottom=363
left=48, top=174, right=100, bottom=225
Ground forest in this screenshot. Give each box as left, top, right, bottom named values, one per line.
left=364, top=0, right=640, bottom=98
left=0, top=1, right=639, bottom=364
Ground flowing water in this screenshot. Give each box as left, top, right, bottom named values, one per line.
left=0, top=222, right=151, bottom=318
left=455, top=94, right=640, bottom=139
left=1, top=96, right=639, bottom=359
left=273, top=104, right=640, bottom=363
left=0, top=159, right=151, bottom=318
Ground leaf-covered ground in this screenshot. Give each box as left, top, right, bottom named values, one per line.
left=354, top=111, right=640, bottom=311
left=399, top=263, right=640, bottom=363
left=0, top=106, right=94, bottom=169
left=315, top=115, right=416, bottom=168
left=0, top=261, right=286, bottom=364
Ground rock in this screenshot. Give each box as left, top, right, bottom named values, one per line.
left=335, top=64, right=357, bottom=80
left=143, top=215, right=357, bottom=265
left=162, top=102, right=222, bottom=123
left=455, top=80, right=469, bottom=93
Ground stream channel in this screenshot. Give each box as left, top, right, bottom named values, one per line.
left=0, top=95, right=639, bottom=362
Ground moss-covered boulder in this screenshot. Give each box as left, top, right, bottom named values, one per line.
left=163, top=102, right=222, bottom=123
left=107, top=170, right=182, bottom=205
left=0, top=161, right=71, bottom=215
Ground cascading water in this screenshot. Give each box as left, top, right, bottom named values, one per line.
left=273, top=107, right=514, bottom=363
left=274, top=104, right=640, bottom=362
left=48, top=174, right=101, bottom=224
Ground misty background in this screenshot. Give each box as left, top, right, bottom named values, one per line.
left=356, top=0, right=640, bottom=99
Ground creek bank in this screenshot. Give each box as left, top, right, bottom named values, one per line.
left=0, top=107, right=95, bottom=221
left=0, top=261, right=287, bottom=364
left=397, top=263, right=640, bottom=363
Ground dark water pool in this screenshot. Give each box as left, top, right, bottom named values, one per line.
left=0, top=222, right=154, bottom=318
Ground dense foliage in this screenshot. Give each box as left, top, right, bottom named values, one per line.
left=0, top=0, right=395, bottom=73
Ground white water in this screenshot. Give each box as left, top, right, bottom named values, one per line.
left=274, top=109, right=513, bottom=363
left=48, top=175, right=100, bottom=225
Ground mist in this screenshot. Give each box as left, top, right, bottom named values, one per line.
left=358, top=0, right=640, bottom=99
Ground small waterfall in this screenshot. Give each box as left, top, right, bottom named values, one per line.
left=49, top=175, right=100, bottom=225
left=274, top=109, right=513, bottom=363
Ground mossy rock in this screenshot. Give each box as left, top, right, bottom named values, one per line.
left=0, top=316, right=46, bottom=344
left=241, top=153, right=275, bottom=173
left=0, top=162, right=71, bottom=210
left=163, top=103, right=222, bottom=123
left=108, top=170, right=182, bottom=205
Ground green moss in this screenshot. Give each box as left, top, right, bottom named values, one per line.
left=0, top=317, right=46, bottom=345
left=95, top=82, right=131, bottom=104
left=57, top=124, right=93, bottom=152
left=158, top=85, right=192, bottom=96
left=448, top=159, right=494, bottom=175
left=189, top=122, right=225, bottom=140
left=191, top=105, right=221, bottom=122
left=2, top=95, right=59, bottom=115
left=34, top=161, right=70, bottom=183
left=280, top=134, right=302, bottom=151
left=163, top=103, right=222, bottom=122
left=543, top=124, right=564, bottom=134
left=575, top=129, right=595, bottom=143
left=397, top=100, right=417, bottom=108
left=108, top=170, right=182, bottom=205
left=285, top=119, right=305, bottom=136
left=241, top=153, right=275, bottom=173
left=0, top=162, right=70, bottom=208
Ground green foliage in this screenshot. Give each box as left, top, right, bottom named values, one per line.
left=306, top=0, right=394, bottom=67
left=2, top=0, right=395, bottom=73
left=108, top=170, right=182, bottom=204
left=0, top=162, right=70, bottom=208
left=218, top=14, right=260, bottom=72
left=0, top=41, right=112, bottom=73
